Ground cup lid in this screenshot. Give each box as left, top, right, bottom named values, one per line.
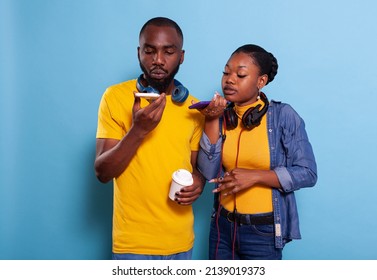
left=172, top=169, right=193, bottom=186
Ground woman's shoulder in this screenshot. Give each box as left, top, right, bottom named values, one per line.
left=269, top=99, right=304, bottom=125
left=269, top=99, right=296, bottom=114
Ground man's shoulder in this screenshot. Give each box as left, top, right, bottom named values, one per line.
left=106, top=79, right=137, bottom=92
left=103, top=79, right=137, bottom=100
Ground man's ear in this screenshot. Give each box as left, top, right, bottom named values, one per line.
left=180, top=50, right=185, bottom=64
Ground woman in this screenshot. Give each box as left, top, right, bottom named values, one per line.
left=197, top=44, right=317, bottom=260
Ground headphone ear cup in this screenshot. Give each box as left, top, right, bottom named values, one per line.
left=136, top=74, right=159, bottom=94
left=224, top=106, right=238, bottom=130
left=171, top=84, right=189, bottom=103
left=136, top=75, right=144, bottom=92
left=171, top=80, right=189, bottom=103
left=241, top=97, right=269, bottom=130
left=242, top=105, right=262, bottom=130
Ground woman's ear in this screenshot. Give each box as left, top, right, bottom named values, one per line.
left=258, top=74, right=268, bottom=89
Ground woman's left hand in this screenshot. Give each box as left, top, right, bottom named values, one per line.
left=210, top=168, right=260, bottom=196
left=193, top=92, right=227, bottom=119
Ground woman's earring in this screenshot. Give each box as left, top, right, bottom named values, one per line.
left=257, top=88, right=261, bottom=100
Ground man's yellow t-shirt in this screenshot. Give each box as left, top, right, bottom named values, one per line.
left=96, top=79, right=204, bottom=255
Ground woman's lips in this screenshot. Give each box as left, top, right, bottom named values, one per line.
left=223, top=86, right=237, bottom=95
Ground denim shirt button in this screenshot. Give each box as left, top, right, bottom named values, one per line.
left=269, top=129, right=273, bottom=132
left=208, top=155, right=213, bottom=160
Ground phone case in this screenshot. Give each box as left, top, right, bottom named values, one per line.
left=188, top=101, right=211, bottom=109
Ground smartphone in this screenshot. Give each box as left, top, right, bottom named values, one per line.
left=188, top=101, right=211, bottom=109
left=134, top=93, right=160, bottom=99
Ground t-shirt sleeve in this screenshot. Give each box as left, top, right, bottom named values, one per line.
left=190, top=111, right=204, bottom=151
left=96, top=90, right=124, bottom=140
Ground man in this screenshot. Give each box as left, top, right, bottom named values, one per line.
left=94, top=17, right=205, bottom=260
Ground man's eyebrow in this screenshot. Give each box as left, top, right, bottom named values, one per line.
left=142, top=43, right=177, bottom=48
left=142, top=43, right=156, bottom=48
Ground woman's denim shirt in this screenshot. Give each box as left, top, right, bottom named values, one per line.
left=197, top=100, right=317, bottom=248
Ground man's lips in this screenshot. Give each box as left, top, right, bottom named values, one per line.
left=150, top=69, right=167, bottom=79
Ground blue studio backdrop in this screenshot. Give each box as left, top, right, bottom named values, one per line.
left=1, top=0, right=377, bottom=260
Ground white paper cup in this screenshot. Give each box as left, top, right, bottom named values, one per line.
left=169, top=169, right=193, bottom=200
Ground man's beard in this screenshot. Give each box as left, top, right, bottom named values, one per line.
left=139, top=63, right=180, bottom=93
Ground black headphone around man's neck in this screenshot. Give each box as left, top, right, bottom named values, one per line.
left=223, top=92, right=269, bottom=130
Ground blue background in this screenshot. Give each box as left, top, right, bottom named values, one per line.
left=1, top=0, right=377, bottom=260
